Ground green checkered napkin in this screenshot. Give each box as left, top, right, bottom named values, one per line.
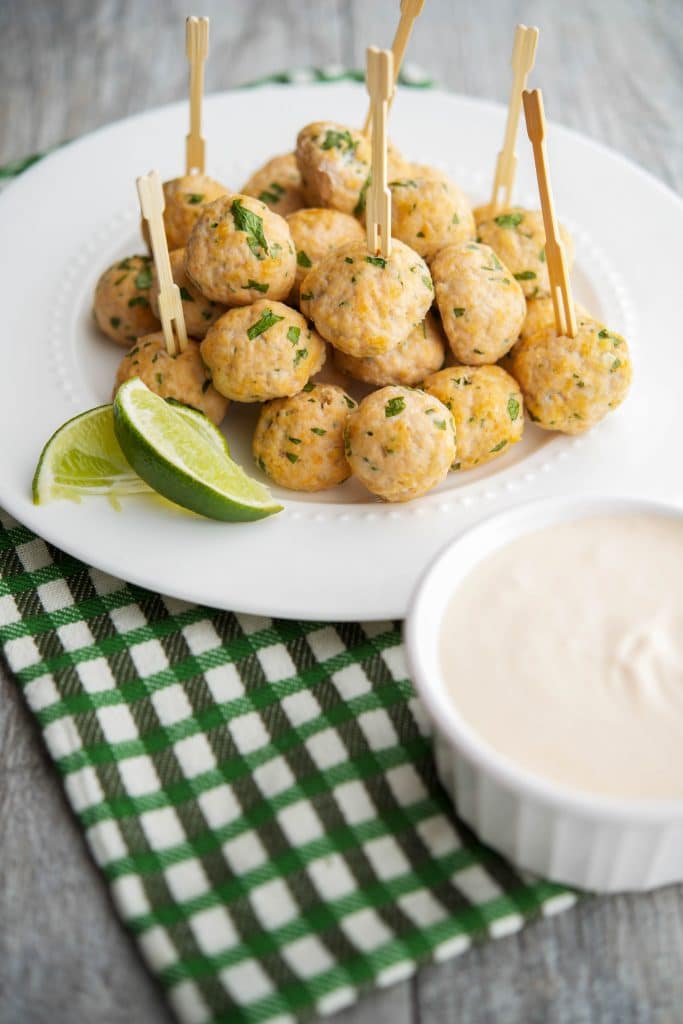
left=0, top=68, right=576, bottom=1024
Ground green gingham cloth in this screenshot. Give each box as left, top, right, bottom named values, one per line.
left=0, top=68, right=576, bottom=1024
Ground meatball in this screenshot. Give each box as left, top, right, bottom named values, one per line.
left=431, top=242, right=526, bottom=365
left=143, top=175, right=229, bottom=251
left=423, top=365, right=524, bottom=471
left=185, top=194, right=296, bottom=306
left=345, top=386, right=456, bottom=502
left=253, top=383, right=355, bottom=491
left=287, top=207, right=364, bottom=304
left=93, top=255, right=160, bottom=346
left=520, top=296, right=590, bottom=341
left=149, top=249, right=225, bottom=339
left=389, top=169, right=475, bottom=262
left=114, top=333, right=228, bottom=425
left=509, top=317, right=632, bottom=434
left=241, top=152, right=305, bottom=217
left=476, top=207, right=574, bottom=300
left=296, top=122, right=372, bottom=216
left=300, top=239, right=434, bottom=358
left=200, top=300, right=326, bottom=403
left=334, top=311, right=445, bottom=387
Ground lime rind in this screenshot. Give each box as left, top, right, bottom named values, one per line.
left=113, top=378, right=282, bottom=522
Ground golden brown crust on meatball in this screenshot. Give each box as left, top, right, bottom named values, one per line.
left=334, top=312, right=445, bottom=387
left=200, top=300, right=326, bottom=403
left=185, top=194, right=296, bottom=306
left=93, top=255, right=160, bottom=346
left=286, top=207, right=364, bottom=304
left=252, top=383, right=356, bottom=491
left=150, top=249, right=225, bottom=339
left=476, top=207, right=574, bottom=300
left=300, top=239, right=434, bottom=358
left=241, top=153, right=305, bottom=217
left=389, top=169, right=475, bottom=262
left=143, top=175, right=229, bottom=251
left=114, top=333, right=228, bottom=425
left=431, top=242, right=526, bottom=365
left=423, top=364, right=524, bottom=470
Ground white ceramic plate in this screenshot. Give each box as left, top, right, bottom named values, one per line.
left=0, top=83, right=680, bottom=620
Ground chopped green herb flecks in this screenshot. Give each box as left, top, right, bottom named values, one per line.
left=287, top=436, right=302, bottom=445
left=321, top=128, right=358, bottom=153
left=422, top=275, right=433, bottom=291
left=453, top=307, right=466, bottom=318
left=343, top=394, right=356, bottom=409
left=287, top=326, right=301, bottom=345
left=128, top=296, right=149, bottom=309
left=247, top=308, right=284, bottom=340
left=494, top=212, right=523, bottom=229
left=473, top=348, right=484, bottom=355
left=389, top=179, right=418, bottom=188
left=155, top=373, right=163, bottom=387
left=514, top=270, right=537, bottom=281
left=134, top=267, right=152, bottom=289
left=366, top=256, right=387, bottom=268
left=293, top=348, right=308, bottom=367
left=231, top=198, right=269, bottom=259
left=311, top=427, right=326, bottom=436
left=179, top=286, right=194, bottom=301
left=598, top=328, right=610, bottom=339
left=110, top=317, right=121, bottom=329
left=343, top=427, right=352, bottom=456
left=344, top=256, right=354, bottom=264
left=285, top=452, right=299, bottom=464
left=385, top=396, right=406, bottom=418
left=539, top=247, right=546, bottom=262
left=117, top=258, right=133, bottom=271
left=416, top=230, right=426, bottom=238
left=297, top=249, right=313, bottom=268
left=452, top=212, right=460, bottom=225
left=258, top=182, right=285, bottom=204
left=354, top=173, right=371, bottom=216
left=302, top=382, right=315, bottom=392
left=490, top=439, right=508, bottom=453
left=610, top=358, right=621, bottom=372
left=186, top=193, right=205, bottom=204
left=507, top=396, right=520, bottom=421
left=245, top=279, right=269, bottom=293
left=301, top=291, right=314, bottom=301
left=433, top=419, right=447, bottom=430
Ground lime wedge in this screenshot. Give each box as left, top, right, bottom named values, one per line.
left=33, top=400, right=230, bottom=505
left=113, top=378, right=283, bottom=522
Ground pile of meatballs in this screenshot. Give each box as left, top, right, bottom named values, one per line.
left=93, top=119, right=632, bottom=503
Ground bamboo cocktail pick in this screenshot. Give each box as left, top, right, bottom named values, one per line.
left=522, top=88, right=577, bottom=338
left=185, top=16, right=209, bottom=176
left=137, top=171, right=189, bottom=356
left=488, top=23, right=539, bottom=215
left=362, top=0, right=425, bottom=135
left=365, top=47, right=394, bottom=259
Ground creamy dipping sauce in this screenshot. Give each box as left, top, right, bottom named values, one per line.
left=440, top=514, right=683, bottom=799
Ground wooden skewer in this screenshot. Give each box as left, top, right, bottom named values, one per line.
left=488, top=23, right=539, bottom=215
left=362, top=0, right=425, bottom=135
left=365, top=47, right=394, bottom=259
left=185, top=16, right=209, bottom=176
left=137, top=171, right=189, bottom=356
left=522, top=89, right=577, bottom=338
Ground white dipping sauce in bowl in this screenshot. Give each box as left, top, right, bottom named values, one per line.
left=406, top=497, right=683, bottom=891
left=440, top=514, right=683, bottom=800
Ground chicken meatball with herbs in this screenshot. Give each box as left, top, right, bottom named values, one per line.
left=431, top=242, right=526, bottom=365
left=520, top=296, right=590, bottom=341
left=93, top=255, right=159, bottom=345
left=241, top=152, right=305, bottom=217
left=185, top=194, right=296, bottom=306
left=389, top=170, right=475, bottom=262
left=146, top=175, right=229, bottom=251
left=150, top=249, right=225, bottom=339
left=114, top=333, right=228, bottom=425
left=287, top=207, right=365, bottom=304
left=345, top=386, right=456, bottom=502
left=510, top=317, right=632, bottom=434
left=334, top=312, right=445, bottom=387
left=423, top=364, right=524, bottom=471
left=200, top=300, right=326, bottom=403
left=476, top=208, right=574, bottom=300
left=300, top=239, right=434, bottom=359
left=253, top=383, right=356, bottom=491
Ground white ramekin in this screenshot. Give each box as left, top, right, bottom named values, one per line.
left=405, top=495, right=683, bottom=893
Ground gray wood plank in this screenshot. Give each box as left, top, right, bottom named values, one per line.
left=0, top=2, right=682, bottom=1023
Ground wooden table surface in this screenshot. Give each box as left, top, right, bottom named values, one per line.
left=1, top=2, right=682, bottom=1022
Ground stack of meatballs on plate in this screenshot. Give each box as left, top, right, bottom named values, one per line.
left=93, top=120, right=632, bottom=503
